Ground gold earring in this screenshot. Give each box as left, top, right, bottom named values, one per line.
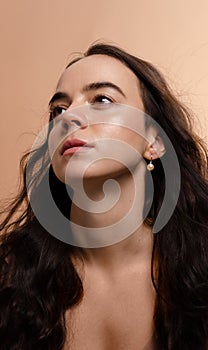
left=147, top=155, right=154, bottom=171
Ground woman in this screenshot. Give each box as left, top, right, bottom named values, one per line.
left=0, top=43, right=208, bottom=350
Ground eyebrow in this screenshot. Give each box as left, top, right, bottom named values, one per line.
left=49, top=92, right=70, bottom=106
left=49, top=81, right=126, bottom=106
left=82, top=81, right=126, bottom=97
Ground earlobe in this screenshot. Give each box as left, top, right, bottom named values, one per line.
left=143, top=135, right=166, bottom=161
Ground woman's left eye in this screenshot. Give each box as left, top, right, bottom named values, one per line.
left=92, top=95, right=113, bottom=104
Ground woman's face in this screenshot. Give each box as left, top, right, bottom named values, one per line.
left=48, top=54, right=150, bottom=184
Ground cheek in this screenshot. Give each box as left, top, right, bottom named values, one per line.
left=126, top=132, right=147, bottom=156
left=91, top=126, right=146, bottom=174
left=98, top=125, right=147, bottom=155
left=48, top=122, right=68, bottom=162
left=48, top=128, right=67, bottom=183
left=48, top=126, right=60, bottom=161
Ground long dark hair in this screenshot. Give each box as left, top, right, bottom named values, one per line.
left=0, top=43, right=208, bottom=349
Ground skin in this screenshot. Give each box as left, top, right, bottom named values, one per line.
left=49, top=54, right=165, bottom=349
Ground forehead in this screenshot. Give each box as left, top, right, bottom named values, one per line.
left=57, top=54, right=140, bottom=92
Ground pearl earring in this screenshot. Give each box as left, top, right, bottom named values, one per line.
left=147, top=155, right=154, bottom=171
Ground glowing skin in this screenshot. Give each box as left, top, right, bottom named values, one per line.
left=49, top=55, right=148, bottom=183
left=48, top=54, right=165, bottom=349
left=48, top=54, right=165, bottom=227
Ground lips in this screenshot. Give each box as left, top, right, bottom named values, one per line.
left=61, top=138, right=93, bottom=155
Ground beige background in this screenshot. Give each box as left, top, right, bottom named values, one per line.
left=0, top=0, right=208, bottom=199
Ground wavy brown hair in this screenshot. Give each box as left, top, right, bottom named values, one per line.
left=0, top=43, right=208, bottom=349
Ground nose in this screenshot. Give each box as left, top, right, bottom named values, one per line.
left=61, top=107, right=88, bottom=133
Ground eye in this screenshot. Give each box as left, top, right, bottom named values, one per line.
left=50, top=106, right=67, bottom=119
left=90, top=95, right=114, bottom=111
left=91, top=95, right=113, bottom=105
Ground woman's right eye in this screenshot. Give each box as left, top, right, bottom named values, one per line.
left=50, top=106, right=67, bottom=119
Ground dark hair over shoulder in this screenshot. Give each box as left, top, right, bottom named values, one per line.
left=0, top=43, right=208, bottom=350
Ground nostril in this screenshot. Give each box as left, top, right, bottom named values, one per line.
left=71, top=119, right=82, bottom=127
left=63, top=123, right=69, bottom=132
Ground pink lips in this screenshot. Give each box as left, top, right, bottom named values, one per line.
left=61, top=138, right=93, bottom=155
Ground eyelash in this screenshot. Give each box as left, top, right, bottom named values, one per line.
left=50, top=95, right=114, bottom=119
left=91, top=94, right=114, bottom=104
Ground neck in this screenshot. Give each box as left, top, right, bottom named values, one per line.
left=70, top=163, right=153, bottom=271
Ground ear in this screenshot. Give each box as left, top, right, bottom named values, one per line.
left=143, top=127, right=166, bottom=160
